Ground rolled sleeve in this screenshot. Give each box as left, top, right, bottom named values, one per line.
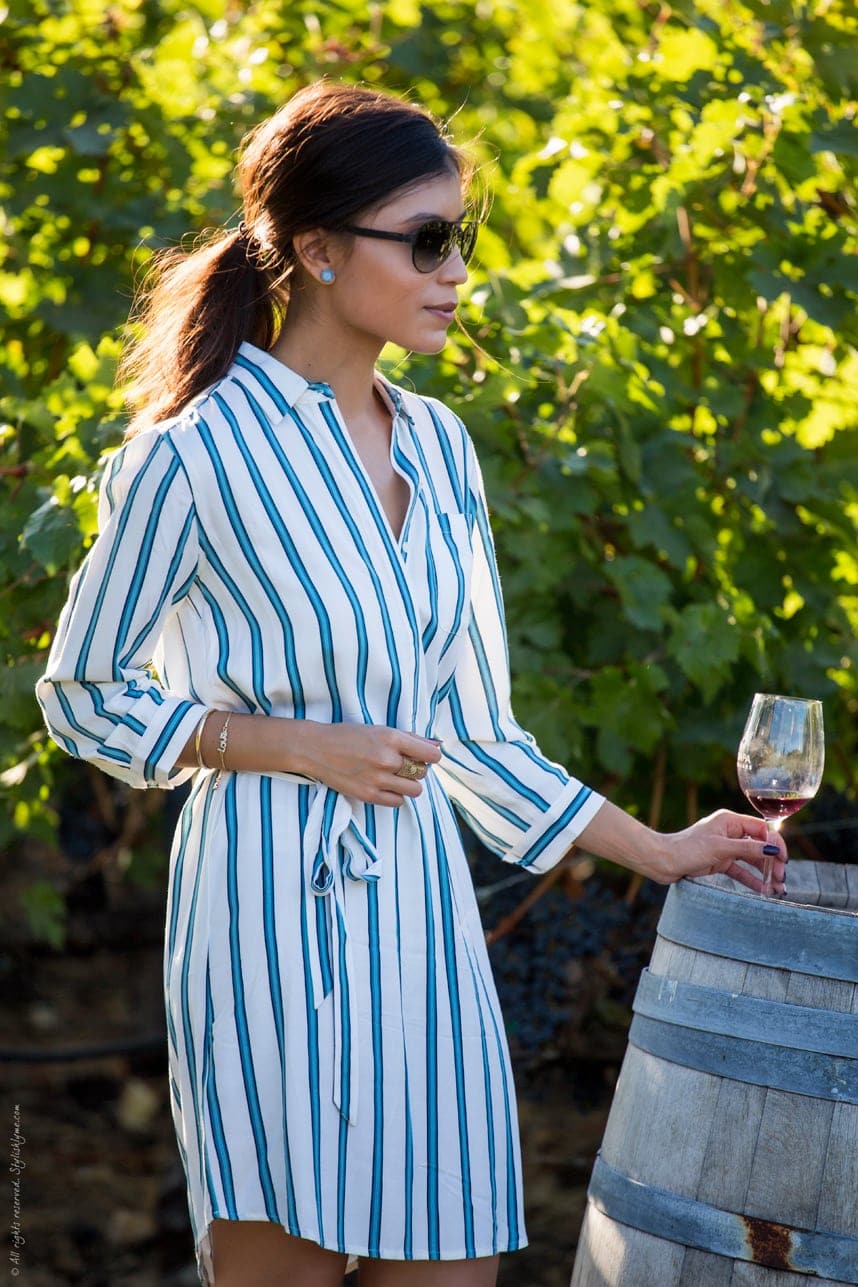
left=35, top=429, right=205, bottom=789
left=505, top=778, right=605, bottom=872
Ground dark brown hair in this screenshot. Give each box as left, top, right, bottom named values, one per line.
left=118, top=81, right=470, bottom=435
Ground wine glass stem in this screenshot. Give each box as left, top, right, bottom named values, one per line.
left=763, top=819, right=783, bottom=896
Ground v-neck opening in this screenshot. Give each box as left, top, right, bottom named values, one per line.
left=331, top=374, right=418, bottom=554
left=242, top=342, right=418, bottom=552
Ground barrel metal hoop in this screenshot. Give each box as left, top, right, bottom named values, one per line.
left=588, top=1154, right=858, bottom=1282
left=634, top=969, right=858, bottom=1059
left=630, top=1013, right=858, bottom=1103
left=659, top=880, right=858, bottom=981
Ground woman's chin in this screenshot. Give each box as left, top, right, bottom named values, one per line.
left=406, top=331, right=453, bottom=356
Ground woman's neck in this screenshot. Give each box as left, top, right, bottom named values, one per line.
left=270, top=306, right=385, bottom=428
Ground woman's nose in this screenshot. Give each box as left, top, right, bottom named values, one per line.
left=439, top=247, right=469, bottom=284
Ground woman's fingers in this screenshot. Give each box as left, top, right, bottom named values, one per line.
left=373, top=788, right=411, bottom=808
left=724, top=842, right=787, bottom=895
left=395, top=733, right=444, bottom=764
left=714, top=809, right=769, bottom=842
left=708, top=831, right=787, bottom=873
left=738, top=838, right=787, bottom=879
left=384, top=732, right=443, bottom=793
left=722, top=861, right=783, bottom=896
left=664, top=811, right=789, bottom=891
left=380, top=776, right=423, bottom=802
left=687, top=811, right=789, bottom=894
left=298, top=722, right=443, bottom=806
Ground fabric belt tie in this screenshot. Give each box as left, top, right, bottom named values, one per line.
left=302, top=785, right=382, bottom=1125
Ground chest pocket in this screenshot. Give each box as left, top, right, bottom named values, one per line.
left=416, top=508, right=473, bottom=661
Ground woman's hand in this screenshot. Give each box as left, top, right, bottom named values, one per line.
left=655, top=810, right=787, bottom=895
left=294, top=721, right=443, bottom=807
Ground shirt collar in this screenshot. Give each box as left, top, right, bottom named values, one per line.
left=232, top=340, right=315, bottom=409
left=233, top=340, right=409, bottom=423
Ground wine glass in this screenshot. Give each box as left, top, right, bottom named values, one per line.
left=737, top=693, right=824, bottom=896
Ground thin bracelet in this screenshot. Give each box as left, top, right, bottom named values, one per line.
left=213, top=713, right=232, bottom=790
left=193, top=710, right=211, bottom=770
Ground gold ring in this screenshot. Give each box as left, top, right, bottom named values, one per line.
left=396, top=757, right=427, bottom=781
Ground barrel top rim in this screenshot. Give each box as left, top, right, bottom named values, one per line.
left=688, top=873, right=858, bottom=920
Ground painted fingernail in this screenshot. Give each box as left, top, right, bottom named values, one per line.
left=763, top=844, right=780, bottom=856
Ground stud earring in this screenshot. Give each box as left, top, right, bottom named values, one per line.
left=320, top=268, right=336, bottom=284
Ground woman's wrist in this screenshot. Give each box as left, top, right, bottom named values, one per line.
left=631, top=830, right=676, bottom=884
left=281, top=718, right=327, bottom=780
left=610, top=826, right=674, bottom=883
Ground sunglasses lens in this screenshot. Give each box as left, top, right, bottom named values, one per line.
left=458, top=222, right=477, bottom=264
left=413, top=223, right=452, bottom=272
left=413, top=221, right=476, bottom=272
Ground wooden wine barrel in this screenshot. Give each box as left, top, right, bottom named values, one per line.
left=571, top=861, right=858, bottom=1286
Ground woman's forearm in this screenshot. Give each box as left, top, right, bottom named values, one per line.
left=573, top=800, right=667, bottom=880
left=175, top=710, right=321, bottom=778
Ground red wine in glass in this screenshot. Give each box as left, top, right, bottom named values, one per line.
left=737, top=694, right=824, bottom=896
left=743, top=791, right=814, bottom=824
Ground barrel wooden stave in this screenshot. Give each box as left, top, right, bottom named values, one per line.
left=732, top=1266, right=837, bottom=1287
left=697, top=1078, right=768, bottom=1210
left=571, top=867, right=858, bottom=1286
left=680, top=1247, right=733, bottom=1285
left=747, top=1088, right=835, bottom=1229
left=599, top=1049, right=720, bottom=1197
left=815, top=862, right=851, bottom=909
left=572, top=1203, right=686, bottom=1285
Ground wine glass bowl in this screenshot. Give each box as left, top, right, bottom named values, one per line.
left=737, top=693, right=824, bottom=895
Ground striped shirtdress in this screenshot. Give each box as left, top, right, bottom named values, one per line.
left=36, top=341, right=604, bottom=1280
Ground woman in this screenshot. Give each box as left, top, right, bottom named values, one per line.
left=36, top=81, right=784, bottom=1287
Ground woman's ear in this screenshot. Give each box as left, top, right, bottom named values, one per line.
left=291, top=229, right=338, bottom=284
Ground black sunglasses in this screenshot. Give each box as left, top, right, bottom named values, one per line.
left=341, top=218, right=477, bottom=273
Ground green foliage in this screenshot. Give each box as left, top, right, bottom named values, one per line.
left=19, top=878, right=66, bottom=949
left=1, top=0, right=856, bottom=856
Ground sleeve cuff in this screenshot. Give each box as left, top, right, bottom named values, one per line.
left=506, top=782, right=606, bottom=874
left=97, top=699, right=208, bottom=790
left=150, top=700, right=209, bottom=788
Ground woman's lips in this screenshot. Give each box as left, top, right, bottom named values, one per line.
left=425, top=303, right=457, bottom=321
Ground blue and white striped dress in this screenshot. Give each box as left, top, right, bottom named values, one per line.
left=36, top=341, right=604, bottom=1279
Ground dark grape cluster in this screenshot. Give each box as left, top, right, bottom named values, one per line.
left=468, top=842, right=667, bottom=1072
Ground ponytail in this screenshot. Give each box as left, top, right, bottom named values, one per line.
left=118, top=227, right=283, bottom=438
